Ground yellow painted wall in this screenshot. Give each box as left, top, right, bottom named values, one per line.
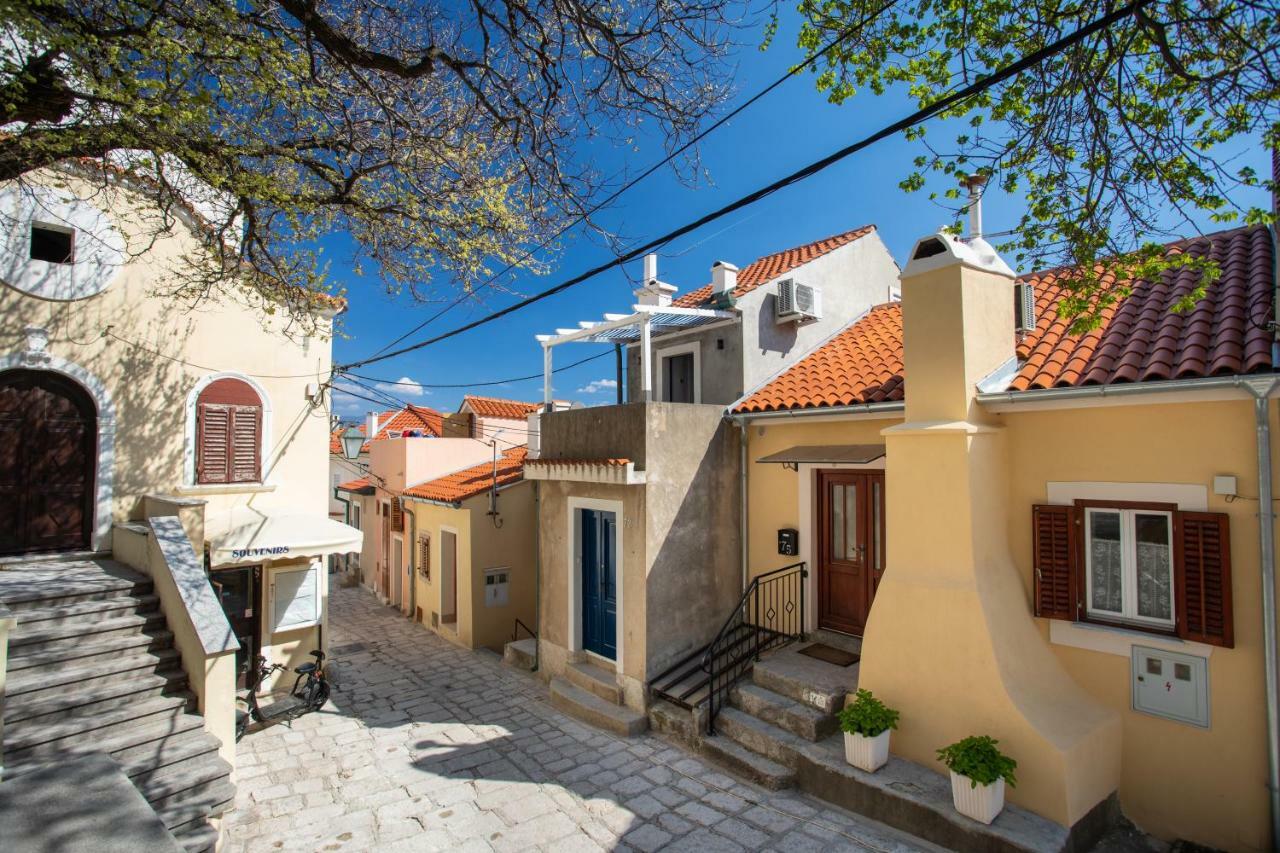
left=403, top=499, right=470, bottom=642
left=464, top=482, right=538, bottom=652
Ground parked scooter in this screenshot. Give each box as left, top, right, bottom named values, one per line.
left=236, top=649, right=331, bottom=741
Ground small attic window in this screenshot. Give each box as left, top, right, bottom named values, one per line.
left=31, top=223, right=74, bottom=264
left=911, top=237, right=947, bottom=261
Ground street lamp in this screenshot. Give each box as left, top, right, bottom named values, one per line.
left=340, top=427, right=365, bottom=460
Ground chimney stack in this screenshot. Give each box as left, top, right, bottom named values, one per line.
left=712, top=261, right=739, bottom=296
left=643, top=253, right=658, bottom=284
left=366, top=411, right=381, bottom=440
left=634, top=253, right=677, bottom=306
left=963, top=175, right=988, bottom=238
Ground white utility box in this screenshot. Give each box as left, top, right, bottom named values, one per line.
left=1131, top=645, right=1209, bottom=728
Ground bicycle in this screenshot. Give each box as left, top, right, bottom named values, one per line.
left=235, top=649, right=332, bottom=741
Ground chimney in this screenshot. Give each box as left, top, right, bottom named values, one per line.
left=712, top=261, right=739, bottom=296
left=634, top=253, right=677, bottom=307
left=643, top=253, right=658, bottom=284
left=366, top=411, right=381, bottom=439
left=963, top=174, right=988, bottom=238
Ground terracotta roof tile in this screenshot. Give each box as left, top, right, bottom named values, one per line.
left=673, top=226, right=876, bottom=308
left=462, top=395, right=542, bottom=420
left=336, top=477, right=372, bottom=492
left=373, top=405, right=444, bottom=438
left=524, top=457, right=632, bottom=467
left=401, top=447, right=527, bottom=503
left=733, top=225, right=1276, bottom=413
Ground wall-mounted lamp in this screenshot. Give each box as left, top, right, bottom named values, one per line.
left=340, top=427, right=366, bottom=460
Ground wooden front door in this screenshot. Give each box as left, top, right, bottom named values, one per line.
left=817, top=470, right=885, bottom=635
left=580, top=508, right=617, bottom=660
left=0, top=370, right=96, bottom=556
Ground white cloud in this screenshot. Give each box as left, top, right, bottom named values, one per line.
left=375, top=376, right=427, bottom=397
left=577, top=378, right=618, bottom=395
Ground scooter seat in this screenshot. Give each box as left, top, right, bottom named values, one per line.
left=295, top=662, right=318, bottom=674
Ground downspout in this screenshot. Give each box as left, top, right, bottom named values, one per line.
left=533, top=481, right=541, bottom=672
left=406, top=504, right=417, bottom=623
left=1259, top=202, right=1280, bottom=848
left=739, top=419, right=748, bottom=590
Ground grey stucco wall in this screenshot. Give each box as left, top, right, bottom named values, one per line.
left=641, top=403, right=742, bottom=680
left=625, top=322, right=744, bottom=406
left=740, top=230, right=900, bottom=393
left=538, top=403, right=648, bottom=468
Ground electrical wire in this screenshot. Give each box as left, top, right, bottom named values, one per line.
left=340, top=0, right=1150, bottom=374
left=356, top=0, right=898, bottom=363
left=340, top=348, right=612, bottom=390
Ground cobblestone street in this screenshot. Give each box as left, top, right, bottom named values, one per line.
left=222, top=583, right=931, bottom=852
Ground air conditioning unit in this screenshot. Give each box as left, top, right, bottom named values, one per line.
left=776, top=279, right=822, bottom=323
left=1014, top=282, right=1036, bottom=334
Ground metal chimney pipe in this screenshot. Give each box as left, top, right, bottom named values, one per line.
left=964, top=175, right=988, bottom=238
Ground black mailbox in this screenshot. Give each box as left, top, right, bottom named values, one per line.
left=778, top=528, right=799, bottom=556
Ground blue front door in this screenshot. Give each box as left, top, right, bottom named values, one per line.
left=580, top=508, right=617, bottom=660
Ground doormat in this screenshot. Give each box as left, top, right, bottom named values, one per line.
left=798, top=643, right=860, bottom=667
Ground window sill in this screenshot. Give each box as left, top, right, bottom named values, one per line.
left=1049, top=619, right=1214, bottom=659
left=174, top=483, right=277, bottom=496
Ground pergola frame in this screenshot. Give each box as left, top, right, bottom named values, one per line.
left=536, top=303, right=736, bottom=405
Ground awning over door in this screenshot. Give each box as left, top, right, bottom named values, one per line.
left=755, top=444, right=887, bottom=465
left=205, top=506, right=363, bottom=567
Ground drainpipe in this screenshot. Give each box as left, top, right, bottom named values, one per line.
left=739, top=420, right=748, bottom=590
left=533, top=481, right=541, bottom=672
left=406, top=504, right=418, bottom=622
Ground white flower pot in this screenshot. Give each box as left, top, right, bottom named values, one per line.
left=843, top=729, right=891, bottom=772
left=949, top=771, right=1006, bottom=824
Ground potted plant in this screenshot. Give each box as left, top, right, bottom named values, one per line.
left=936, top=735, right=1018, bottom=824
left=837, top=689, right=900, bottom=772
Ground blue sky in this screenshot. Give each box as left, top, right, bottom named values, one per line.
left=329, top=11, right=1273, bottom=420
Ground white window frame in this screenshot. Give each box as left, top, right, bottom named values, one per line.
left=655, top=341, right=701, bottom=404
left=484, top=567, right=510, bottom=608
left=269, top=561, right=321, bottom=633
left=1083, top=507, right=1176, bottom=630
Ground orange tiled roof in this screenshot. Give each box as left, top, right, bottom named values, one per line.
left=336, top=477, right=372, bottom=492
left=524, top=457, right=632, bottom=467
left=734, top=225, right=1275, bottom=413
left=462, top=395, right=541, bottom=420
left=673, top=226, right=876, bottom=308
left=373, top=405, right=443, bottom=439
left=401, top=447, right=528, bottom=504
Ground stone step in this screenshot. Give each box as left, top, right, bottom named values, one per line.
left=154, top=782, right=236, bottom=833
left=6, top=647, right=182, bottom=698
left=2, top=666, right=188, bottom=726
left=171, top=820, right=220, bottom=853
left=6, top=724, right=219, bottom=782
left=751, top=644, right=858, bottom=714
left=730, top=682, right=839, bottom=742
left=2, top=694, right=194, bottom=755
left=12, top=593, right=160, bottom=627
left=701, top=734, right=795, bottom=791
left=7, top=611, right=169, bottom=653
left=793, top=736, right=1086, bottom=853
left=0, top=559, right=152, bottom=612
left=564, top=659, right=623, bottom=704
left=135, top=752, right=235, bottom=813
left=503, top=638, right=537, bottom=671
left=6, top=629, right=176, bottom=674
left=715, top=706, right=810, bottom=769
left=549, top=677, right=646, bottom=736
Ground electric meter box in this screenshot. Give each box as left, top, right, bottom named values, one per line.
left=1131, top=645, right=1209, bottom=728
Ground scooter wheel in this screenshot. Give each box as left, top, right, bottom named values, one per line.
left=308, top=681, right=331, bottom=711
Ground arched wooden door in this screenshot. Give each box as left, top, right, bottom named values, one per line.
left=0, top=370, right=97, bottom=556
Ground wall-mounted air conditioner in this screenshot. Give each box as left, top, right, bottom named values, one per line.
left=776, top=279, right=822, bottom=324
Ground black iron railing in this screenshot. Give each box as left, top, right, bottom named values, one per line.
left=512, top=618, right=537, bottom=642
left=702, top=561, right=807, bottom=734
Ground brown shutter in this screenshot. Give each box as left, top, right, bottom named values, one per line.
left=229, top=405, right=261, bottom=483
left=419, top=533, right=430, bottom=580
left=1175, top=512, right=1234, bottom=647
left=391, top=497, right=404, bottom=532
left=196, top=403, right=231, bottom=484
left=1032, top=504, right=1078, bottom=620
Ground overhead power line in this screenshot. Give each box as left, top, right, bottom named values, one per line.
left=340, top=0, right=1149, bottom=374
left=341, top=348, right=612, bottom=390
left=357, top=0, right=897, bottom=363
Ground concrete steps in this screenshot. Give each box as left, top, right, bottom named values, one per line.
left=565, top=660, right=624, bottom=704
left=502, top=638, right=537, bottom=671
left=729, top=681, right=838, bottom=742
left=0, top=556, right=233, bottom=852
left=700, top=731, right=795, bottom=790
left=549, top=676, right=647, bottom=736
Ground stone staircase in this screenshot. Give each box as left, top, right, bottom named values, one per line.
left=682, top=635, right=1107, bottom=853
left=549, top=659, right=647, bottom=736
left=502, top=637, right=537, bottom=671
left=0, top=557, right=234, bottom=852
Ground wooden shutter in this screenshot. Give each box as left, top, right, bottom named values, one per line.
left=391, top=497, right=404, bottom=532
left=1032, top=504, right=1078, bottom=620
left=419, top=533, right=430, bottom=579
left=1175, top=512, right=1234, bottom=647
left=196, top=403, right=231, bottom=484
left=229, top=405, right=261, bottom=482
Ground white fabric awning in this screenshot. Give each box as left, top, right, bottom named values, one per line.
left=205, top=506, right=363, bottom=567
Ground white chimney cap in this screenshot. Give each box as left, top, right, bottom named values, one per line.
left=900, top=231, right=1014, bottom=280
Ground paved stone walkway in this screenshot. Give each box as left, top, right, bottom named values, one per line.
left=222, top=583, right=932, bottom=852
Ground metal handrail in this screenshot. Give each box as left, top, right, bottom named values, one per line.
left=512, top=617, right=537, bottom=642
left=702, top=561, right=807, bottom=734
